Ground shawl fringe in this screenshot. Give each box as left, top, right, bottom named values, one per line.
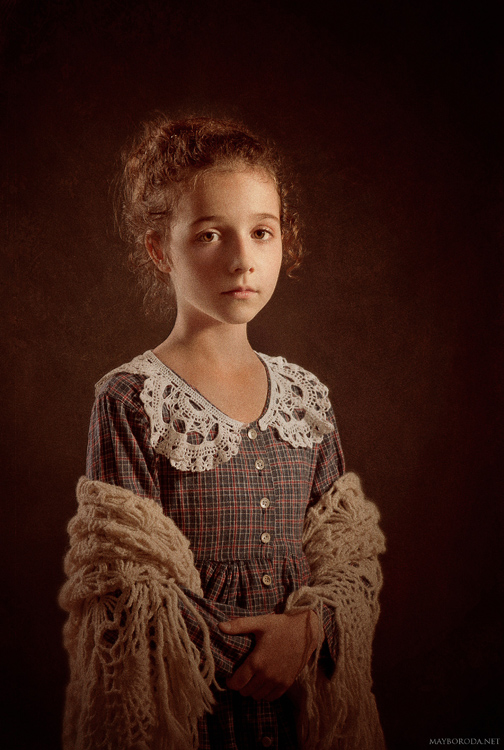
left=285, top=472, right=386, bottom=750
left=59, top=473, right=386, bottom=749
left=59, top=478, right=216, bottom=750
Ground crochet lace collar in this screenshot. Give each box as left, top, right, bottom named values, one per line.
left=96, top=350, right=334, bottom=472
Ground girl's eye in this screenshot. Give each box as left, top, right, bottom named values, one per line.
left=253, top=228, right=272, bottom=240
left=198, top=231, right=219, bottom=243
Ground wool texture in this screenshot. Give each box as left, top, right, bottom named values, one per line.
left=59, top=472, right=386, bottom=750
left=59, top=478, right=217, bottom=750
left=285, top=472, right=386, bottom=750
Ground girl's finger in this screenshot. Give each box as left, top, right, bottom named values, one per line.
left=219, top=615, right=269, bottom=635
left=226, top=660, right=255, bottom=691
left=219, top=618, right=246, bottom=634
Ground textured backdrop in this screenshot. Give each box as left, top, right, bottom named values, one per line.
left=4, top=1, right=503, bottom=748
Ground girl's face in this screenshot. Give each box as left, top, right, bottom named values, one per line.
left=158, top=168, right=283, bottom=328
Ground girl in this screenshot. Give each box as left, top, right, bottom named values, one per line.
left=60, top=116, right=386, bottom=750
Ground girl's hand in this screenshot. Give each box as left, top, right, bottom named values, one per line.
left=218, top=610, right=319, bottom=702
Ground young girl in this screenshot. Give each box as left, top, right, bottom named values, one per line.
left=60, top=116, right=386, bottom=750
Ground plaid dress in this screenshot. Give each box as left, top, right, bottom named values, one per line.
left=86, top=351, right=345, bottom=750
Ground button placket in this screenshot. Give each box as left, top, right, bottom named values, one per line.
left=250, top=429, right=274, bottom=561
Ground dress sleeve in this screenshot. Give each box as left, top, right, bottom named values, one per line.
left=307, top=404, right=345, bottom=668
left=85, top=373, right=254, bottom=679
left=309, top=405, right=345, bottom=502
left=86, top=373, right=161, bottom=499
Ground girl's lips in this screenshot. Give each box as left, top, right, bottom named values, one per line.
left=222, top=288, right=257, bottom=299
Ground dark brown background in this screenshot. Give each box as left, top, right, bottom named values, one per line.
left=4, top=1, right=503, bottom=748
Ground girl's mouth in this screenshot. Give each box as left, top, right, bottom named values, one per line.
left=222, top=288, right=257, bottom=299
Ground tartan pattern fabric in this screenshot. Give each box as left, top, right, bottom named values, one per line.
left=86, top=361, right=345, bottom=750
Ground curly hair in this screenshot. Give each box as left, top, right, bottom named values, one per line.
left=118, top=115, right=304, bottom=316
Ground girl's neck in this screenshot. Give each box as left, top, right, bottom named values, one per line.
left=154, top=316, right=257, bottom=374
left=152, top=315, right=268, bottom=424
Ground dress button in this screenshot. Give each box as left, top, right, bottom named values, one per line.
left=262, top=574, right=272, bottom=586
left=259, top=497, right=270, bottom=509
left=255, top=459, right=265, bottom=470
left=260, top=532, right=271, bottom=544
left=247, top=427, right=258, bottom=440
left=261, top=738, right=273, bottom=748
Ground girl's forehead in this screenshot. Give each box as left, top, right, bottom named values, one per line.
left=175, top=167, right=280, bottom=216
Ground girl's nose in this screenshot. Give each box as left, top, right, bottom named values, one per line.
left=229, top=236, right=255, bottom=273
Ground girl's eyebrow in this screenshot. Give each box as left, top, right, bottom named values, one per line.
left=191, top=213, right=280, bottom=226
left=255, top=213, right=281, bottom=223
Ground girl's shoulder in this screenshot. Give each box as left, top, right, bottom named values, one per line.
left=256, top=352, right=335, bottom=446
left=94, top=352, right=155, bottom=399
left=257, top=352, right=331, bottom=399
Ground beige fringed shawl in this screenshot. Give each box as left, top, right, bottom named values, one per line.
left=59, top=472, right=386, bottom=750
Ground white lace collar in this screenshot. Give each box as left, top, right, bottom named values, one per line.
left=96, top=350, right=334, bottom=473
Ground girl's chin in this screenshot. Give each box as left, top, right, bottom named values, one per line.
left=212, top=300, right=267, bottom=325
left=218, top=312, right=262, bottom=326
left=178, top=296, right=270, bottom=327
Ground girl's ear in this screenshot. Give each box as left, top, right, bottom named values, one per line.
left=145, top=231, right=171, bottom=273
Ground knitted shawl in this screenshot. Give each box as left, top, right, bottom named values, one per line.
left=59, top=472, right=386, bottom=750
